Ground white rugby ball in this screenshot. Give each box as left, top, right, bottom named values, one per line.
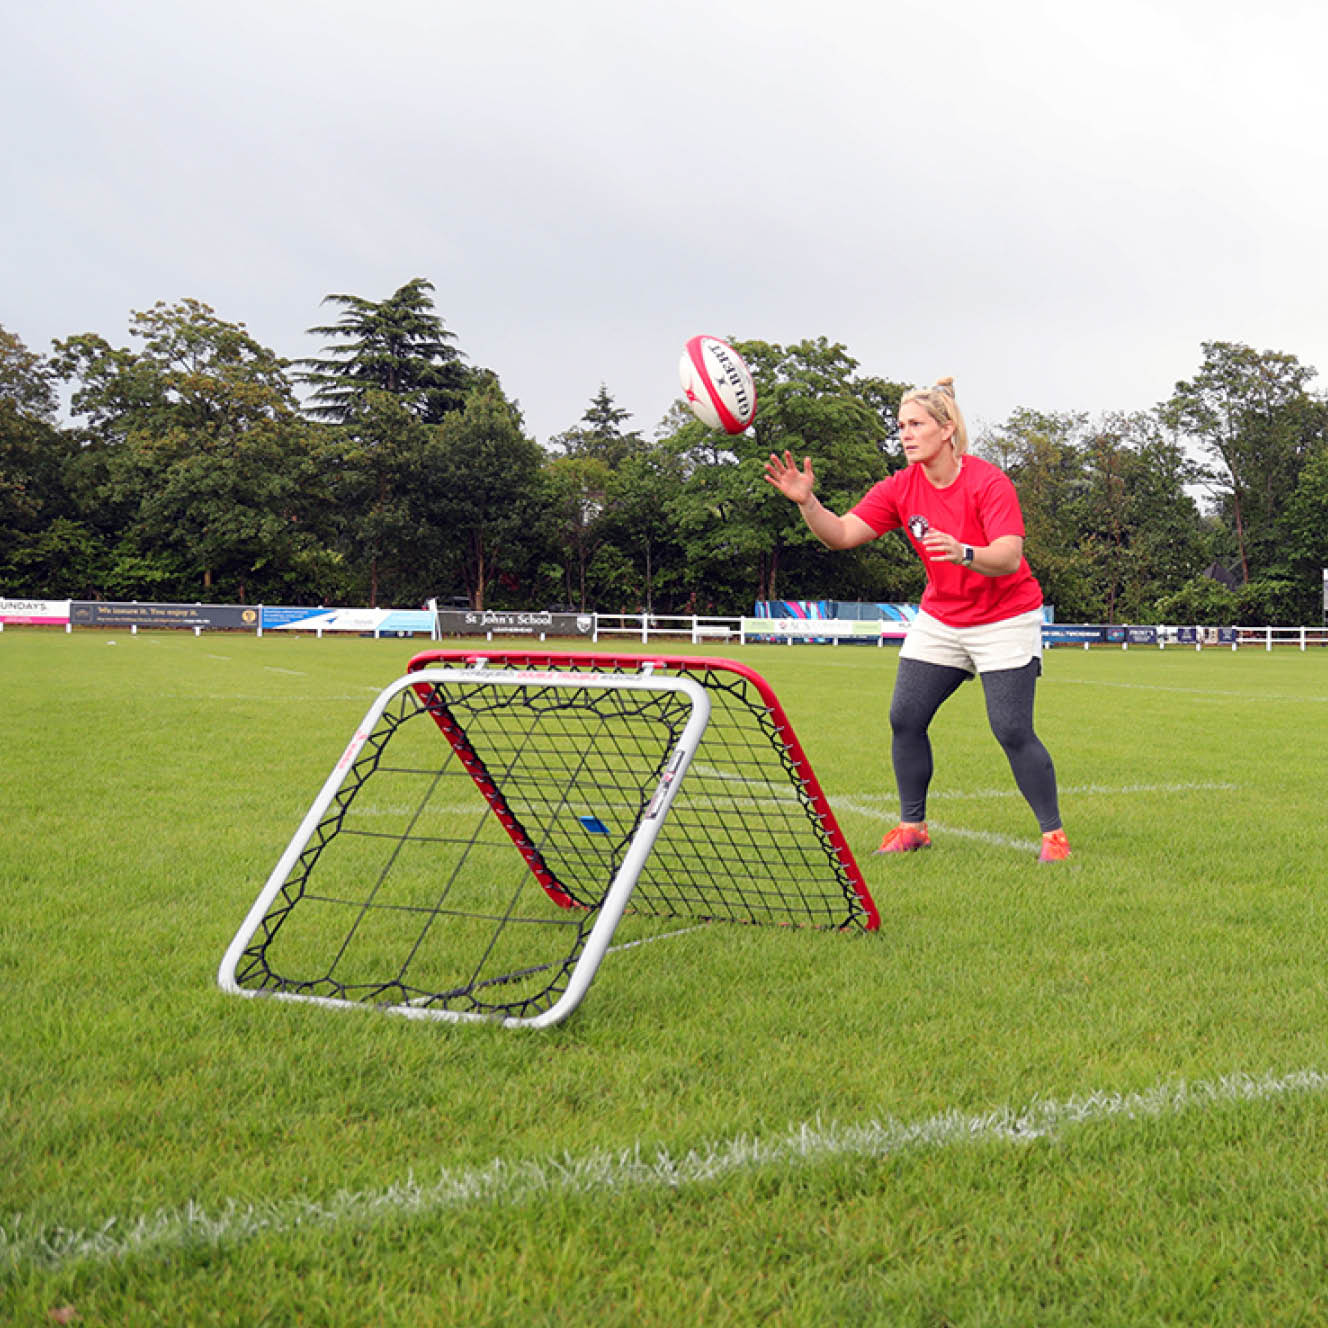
left=679, top=335, right=757, bottom=435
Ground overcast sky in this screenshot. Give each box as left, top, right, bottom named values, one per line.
left=6, top=0, right=1327, bottom=446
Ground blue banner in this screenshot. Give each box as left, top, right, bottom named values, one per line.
left=1042, top=624, right=1104, bottom=645
left=261, top=606, right=436, bottom=634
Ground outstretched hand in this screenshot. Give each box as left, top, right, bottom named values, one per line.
left=763, top=450, right=815, bottom=505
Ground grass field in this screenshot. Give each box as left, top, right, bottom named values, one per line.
left=3, top=627, right=1328, bottom=1325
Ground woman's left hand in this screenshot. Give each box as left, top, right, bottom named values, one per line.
left=922, top=531, right=964, bottom=563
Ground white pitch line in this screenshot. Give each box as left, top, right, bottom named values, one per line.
left=607, top=924, right=708, bottom=956
left=1054, top=678, right=1328, bottom=704
left=1058, top=780, right=1239, bottom=797
left=688, top=762, right=798, bottom=798
left=7, top=1067, right=1326, bottom=1273
left=835, top=782, right=1242, bottom=854
left=929, top=822, right=1037, bottom=852
left=837, top=780, right=1237, bottom=811
left=198, top=693, right=382, bottom=703
left=836, top=795, right=1012, bottom=838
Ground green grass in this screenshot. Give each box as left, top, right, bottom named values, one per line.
left=4, top=629, right=1328, bottom=1324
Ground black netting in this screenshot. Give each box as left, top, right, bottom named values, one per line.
left=231, top=657, right=875, bottom=1022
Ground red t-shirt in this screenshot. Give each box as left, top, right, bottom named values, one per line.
left=849, top=455, right=1043, bottom=628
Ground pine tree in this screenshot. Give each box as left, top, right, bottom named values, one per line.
left=298, top=278, right=470, bottom=423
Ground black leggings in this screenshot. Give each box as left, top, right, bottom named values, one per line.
left=889, top=656, right=1062, bottom=833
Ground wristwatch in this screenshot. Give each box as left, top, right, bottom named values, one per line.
left=961, top=545, right=975, bottom=565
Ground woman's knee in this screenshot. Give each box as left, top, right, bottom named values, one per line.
left=989, top=716, right=1034, bottom=754
left=890, top=697, right=930, bottom=738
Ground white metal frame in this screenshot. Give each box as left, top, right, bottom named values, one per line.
left=218, top=667, right=711, bottom=1029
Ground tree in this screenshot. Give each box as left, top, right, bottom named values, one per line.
left=1077, top=413, right=1205, bottom=623
left=0, top=326, right=88, bottom=594
left=978, top=409, right=1094, bottom=619
left=543, top=388, right=694, bottom=612
left=542, top=386, right=648, bottom=609
left=51, top=300, right=334, bottom=601
left=0, top=325, right=58, bottom=419
left=979, top=408, right=1206, bottom=623
left=430, top=384, right=548, bottom=609
left=324, top=389, right=435, bottom=607
left=544, top=453, right=613, bottom=610
left=1276, top=444, right=1328, bottom=621
left=298, top=278, right=470, bottom=424
left=1152, top=575, right=1240, bottom=626
left=1159, top=341, right=1324, bottom=583
left=548, top=384, right=644, bottom=466
left=744, top=339, right=912, bottom=604
left=1234, top=576, right=1306, bottom=627
left=599, top=446, right=686, bottom=612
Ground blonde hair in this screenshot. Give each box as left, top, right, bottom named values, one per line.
left=900, top=376, right=969, bottom=455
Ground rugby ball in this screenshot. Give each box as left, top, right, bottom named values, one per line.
left=679, top=335, right=757, bottom=434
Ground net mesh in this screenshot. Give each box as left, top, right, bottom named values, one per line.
left=407, top=651, right=874, bottom=932
left=228, top=654, right=875, bottom=1023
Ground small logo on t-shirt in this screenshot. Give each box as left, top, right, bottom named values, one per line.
left=907, top=514, right=930, bottom=539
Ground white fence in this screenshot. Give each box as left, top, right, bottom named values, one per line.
left=592, top=614, right=906, bottom=645
left=1180, top=625, right=1328, bottom=651
left=591, top=615, right=1328, bottom=650
left=4, top=602, right=1327, bottom=650
left=591, top=613, right=743, bottom=645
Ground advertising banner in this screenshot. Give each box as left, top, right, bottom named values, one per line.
left=753, top=600, right=919, bottom=627
left=260, top=605, right=329, bottom=629
left=435, top=609, right=593, bottom=638
left=70, top=601, right=258, bottom=630
left=1042, top=624, right=1105, bottom=645
left=740, top=617, right=907, bottom=641
left=0, top=598, right=70, bottom=625
left=1126, top=626, right=1158, bottom=645
left=835, top=601, right=918, bottom=628
left=262, top=606, right=436, bottom=634
left=751, top=600, right=833, bottom=619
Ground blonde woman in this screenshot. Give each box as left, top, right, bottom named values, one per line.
left=762, top=378, right=1070, bottom=862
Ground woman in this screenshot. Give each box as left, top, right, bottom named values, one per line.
left=762, top=377, right=1070, bottom=862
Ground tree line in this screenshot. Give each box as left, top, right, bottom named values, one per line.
left=3, top=278, right=1327, bottom=624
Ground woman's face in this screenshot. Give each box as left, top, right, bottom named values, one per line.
left=898, top=399, right=956, bottom=465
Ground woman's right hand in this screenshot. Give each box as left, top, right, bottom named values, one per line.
left=762, top=451, right=815, bottom=505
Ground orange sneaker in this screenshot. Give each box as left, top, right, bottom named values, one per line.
left=1038, top=829, right=1071, bottom=862
left=874, top=822, right=931, bottom=854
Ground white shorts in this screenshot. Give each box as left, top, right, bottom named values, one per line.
left=899, top=608, right=1043, bottom=676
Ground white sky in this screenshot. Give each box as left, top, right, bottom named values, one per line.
left=5, top=0, right=1327, bottom=445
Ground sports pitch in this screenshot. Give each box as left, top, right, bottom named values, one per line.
left=4, top=629, right=1328, bottom=1324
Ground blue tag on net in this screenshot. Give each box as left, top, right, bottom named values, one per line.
left=578, top=815, right=611, bottom=835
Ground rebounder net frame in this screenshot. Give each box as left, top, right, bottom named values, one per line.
left=219, top=652, right=878, bottom=1029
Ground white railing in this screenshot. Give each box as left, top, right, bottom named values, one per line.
left=589, top=616, right=1328, bottom=651
left=1224, top=625, right=1327, bottom=651
left=592, top=613, right=742, bottom=645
